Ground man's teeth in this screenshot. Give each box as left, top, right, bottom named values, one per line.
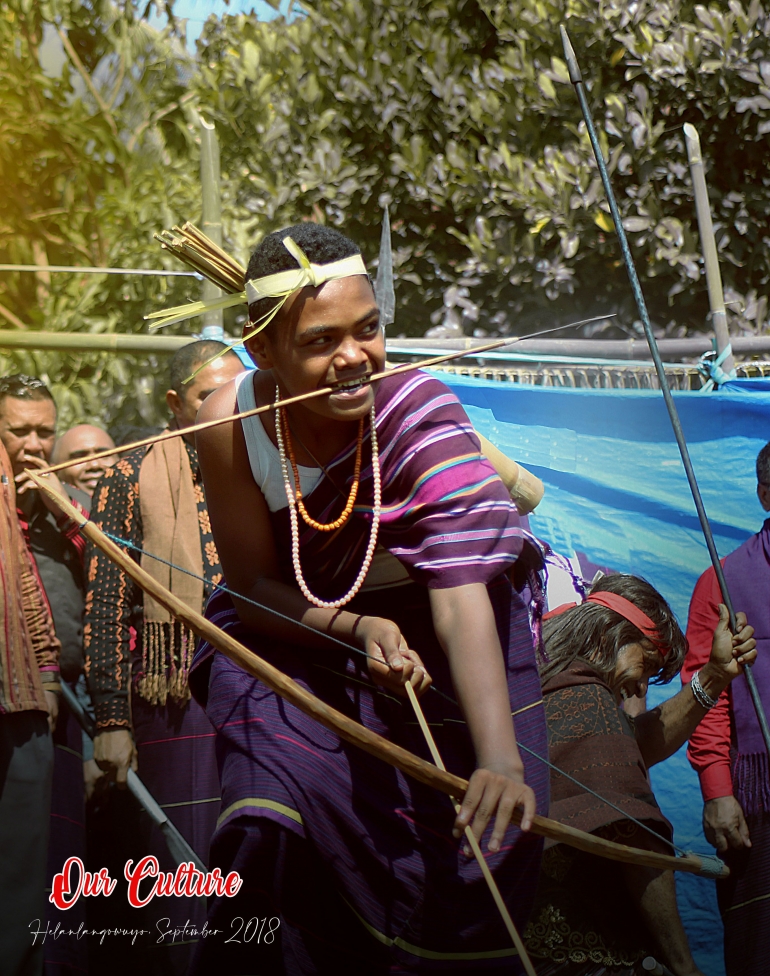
left=335, top=378, right=368, bottom=391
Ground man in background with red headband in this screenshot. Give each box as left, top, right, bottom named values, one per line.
left=524, top=573, right=755, bottom=976
left=683, top=441, right=770, bottom=976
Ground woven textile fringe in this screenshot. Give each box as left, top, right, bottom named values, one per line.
left=138, top=621, right=194, bottom=706
left=733, top=751, right=770, bottom=815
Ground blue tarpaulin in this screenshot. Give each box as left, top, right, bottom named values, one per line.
left=441, top=371, right=770, bottom=976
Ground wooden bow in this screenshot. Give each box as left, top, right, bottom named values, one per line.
left=29, top=472, right=727, bottom=880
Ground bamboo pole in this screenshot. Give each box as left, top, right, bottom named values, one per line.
left=683, top=124, right=734, bottom=373
left=198, top=116, right=224, bottom=337
left=0, top=332, right=195, bottom=353
left=0, top=265, right=196, bottom=276
left=26, top=471, right=729, bottom=880
left=5, top=330, right=770, bottom=359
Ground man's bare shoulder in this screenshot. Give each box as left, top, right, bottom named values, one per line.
left=197, top=376, right=241, bottom=425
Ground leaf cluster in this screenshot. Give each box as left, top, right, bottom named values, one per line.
left=4, top=0, right=770, bottom=433
left=193, top=0, right=770, bottom=340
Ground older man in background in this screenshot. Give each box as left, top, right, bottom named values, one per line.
left=526, top=574, right=755, bottom=976
left=51, top=424, right=117, bottom=496
left=50, top=425, right=118, bottom=794
left=0, top=378, right=90, bottom=694
left=0, top=375, right=99, bottom=976
left=0, top=433, right=60, bottom=976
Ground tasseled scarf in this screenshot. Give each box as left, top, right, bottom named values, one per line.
left=137, top=435, right=203, bottom=705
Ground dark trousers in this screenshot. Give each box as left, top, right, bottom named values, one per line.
left=0, top=710, right=53, bottom=976
left=718, top=811, right=770, bottom=976
left=44, top=693, right=87, bottom=976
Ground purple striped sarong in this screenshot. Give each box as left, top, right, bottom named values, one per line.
left=128, top=695, right=220, bottom=971
left=131, top=694, right=220, bottom=870
left=190, top=369, right=549, bottom=972
left=81, top=696, right=220, bottom=975
left=718, top=812, right=770, bottom=976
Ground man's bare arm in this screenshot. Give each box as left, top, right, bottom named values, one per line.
left=430, top=583, right=537, bottom=851
left=635, top=607, right=755, bottom=768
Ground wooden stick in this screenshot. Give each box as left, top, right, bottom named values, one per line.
left=154, top=222, right=245, bottom=293
left=26, top=472, right=728, bottom=879
left=36, top=319, right=605, bottom=478
left=405, top=684, right=537, bottom=975
left=683, top=124, right=734, bottom=373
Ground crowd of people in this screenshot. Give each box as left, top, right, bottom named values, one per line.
left=0, top=222, right=766, bottom=976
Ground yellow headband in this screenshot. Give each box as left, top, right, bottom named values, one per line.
left=145, top=236, right=368, bottom=336
left=245, top=237, right=367, bottom=303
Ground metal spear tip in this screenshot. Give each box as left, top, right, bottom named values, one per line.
left=559, top=24, right=583, bottom=84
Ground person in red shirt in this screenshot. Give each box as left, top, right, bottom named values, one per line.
left=683, top=440, right=770, bottom=976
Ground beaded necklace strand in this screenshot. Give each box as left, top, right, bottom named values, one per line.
left=282, top=407, right=363, bottom=531
left=274, top=386, right=381, bottom=609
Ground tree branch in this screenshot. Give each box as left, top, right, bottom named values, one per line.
left=0, top=302, right=27, bottom=330
left=56, top=26, right=119, bottom=138
left=127, top=90, right=197, bottom=152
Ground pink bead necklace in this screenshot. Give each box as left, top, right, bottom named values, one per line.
left=274, top=386, right=381, bottom=609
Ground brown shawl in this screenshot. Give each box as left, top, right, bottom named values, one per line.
left=137, top=434, right=203, bottom=704
left=541, top=660, right=671, bottom=841
left=524, top=662, right=672, bottom=970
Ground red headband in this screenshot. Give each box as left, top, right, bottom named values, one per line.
left=543, top=591, right=668, bottom=658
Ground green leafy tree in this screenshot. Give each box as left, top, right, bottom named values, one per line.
left=0, top=0, right=201, bottom=429
left=193, top=0, right=770, bottom=340
left=4, top=0, right=770, bottom=432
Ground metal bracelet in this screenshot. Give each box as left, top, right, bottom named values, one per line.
left=691, top=670, right=719, bottom=710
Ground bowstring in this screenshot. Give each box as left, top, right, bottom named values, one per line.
left=98, top=527, right=686, bottom=859
left=99, top=529, right=390, bottom=673
left=515, top=742, right=685, bottom=856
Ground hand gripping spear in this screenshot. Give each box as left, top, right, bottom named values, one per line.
left=560, top=25, right=770, bottom=756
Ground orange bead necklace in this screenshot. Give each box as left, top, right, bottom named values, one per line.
left=280, top=407, right=364, bottom=532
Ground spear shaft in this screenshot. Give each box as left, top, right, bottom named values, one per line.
left=560, top=25, right=770, bottom=757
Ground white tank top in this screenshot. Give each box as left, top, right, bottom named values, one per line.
left=235, top=370, right=322, bottom=513
left=235, top=370, right=411, bottom=591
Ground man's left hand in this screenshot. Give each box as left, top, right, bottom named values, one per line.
left=15, top=454, right=68, bottom=517
left=706, top=605, right=756, bottom=689
left=44, top=689, right=59, bottom=732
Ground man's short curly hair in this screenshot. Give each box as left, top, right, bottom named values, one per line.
left=0, top=374, right=54, bottom=412
left=168, top=340, right=239, bottom=395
